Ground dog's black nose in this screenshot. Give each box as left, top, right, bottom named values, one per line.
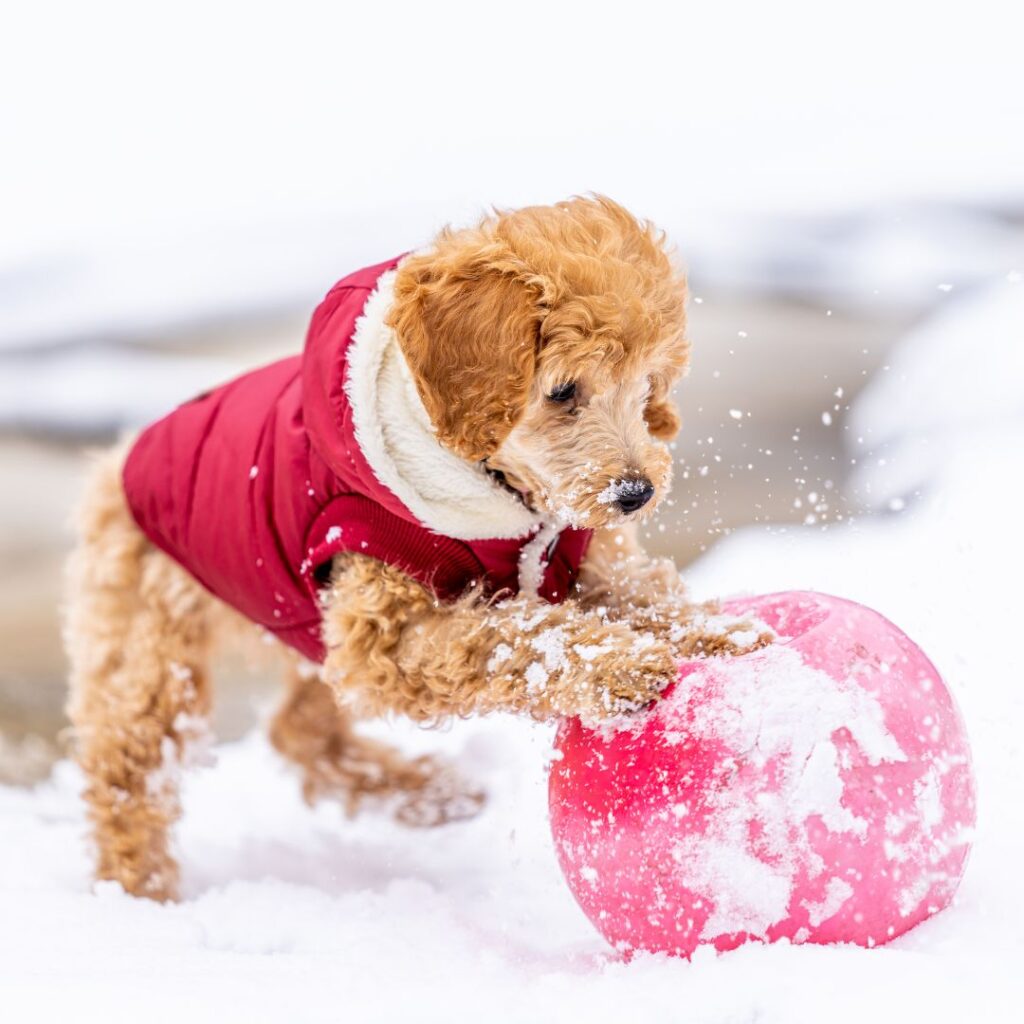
left=614, top=478, right=655, bottom=514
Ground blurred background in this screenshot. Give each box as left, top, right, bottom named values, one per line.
left=2, top=0, right=1022, bottom=782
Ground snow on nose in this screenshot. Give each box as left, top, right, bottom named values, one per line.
left=597, top=476, right=655, bottom=515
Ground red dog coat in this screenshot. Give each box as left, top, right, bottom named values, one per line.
left=123, top=256, right=591, bottom=662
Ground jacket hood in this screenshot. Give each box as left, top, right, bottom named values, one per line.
left=302, top=259, right=545, bottom=542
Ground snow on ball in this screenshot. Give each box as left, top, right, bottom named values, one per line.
left=548, top=591, right=976, bottom=957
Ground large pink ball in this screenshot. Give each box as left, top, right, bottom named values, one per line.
left=549, top=591, right=976, bottom=957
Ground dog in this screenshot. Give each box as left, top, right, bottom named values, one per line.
left=64, top=195, right=767, bottom=901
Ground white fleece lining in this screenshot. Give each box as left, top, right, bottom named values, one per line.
left=344, top=269, right=546, bottom=543
left=517, top=519, right=561, bottom=598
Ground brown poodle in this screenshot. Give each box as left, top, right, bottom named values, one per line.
left=64, top=196, right=767, bottom=901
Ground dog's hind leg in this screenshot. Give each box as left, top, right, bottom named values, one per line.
left=269, top=662, right=484, bottom=827
left=65, top=448, right=213, bottom=901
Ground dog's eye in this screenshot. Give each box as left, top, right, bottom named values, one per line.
left=547, top=381, right=577, bottom=403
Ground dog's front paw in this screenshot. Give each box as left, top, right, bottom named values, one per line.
left=669, top=605, right=775, bottom=659
left=537, top=621, right=678, bottom=721
left=578, top=635, right=677, bottom=720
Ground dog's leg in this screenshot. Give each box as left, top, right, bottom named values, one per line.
left=269, top=661, right=484, bottom=826
left=65, top=449, right=212, bottom=901
left=576, top=523, right=772, bottom=656
left=321, top=553, right=679, bottom=723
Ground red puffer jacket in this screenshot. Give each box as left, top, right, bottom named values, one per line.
left=123, top=256, right=591, bottom=662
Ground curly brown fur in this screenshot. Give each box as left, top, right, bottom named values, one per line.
left=269, top=660, right=484, bottom=826
left=320, top=553, right=681, bottom=723
left=65, top=445, right=215, bottom=901
left=65, top=196, right=770, bottom=901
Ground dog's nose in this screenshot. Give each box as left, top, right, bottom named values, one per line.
left=614, top=477, right=655, bottom=514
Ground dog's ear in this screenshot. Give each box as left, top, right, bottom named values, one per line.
left=389, top=247, right=543, bottom=461
left=644, top=374, right=682, bottom=440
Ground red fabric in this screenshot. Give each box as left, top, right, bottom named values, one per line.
left=123, top=257, right=591, bottom=662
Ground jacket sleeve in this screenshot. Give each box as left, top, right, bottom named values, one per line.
left=301, top=493, right=486, bottom=601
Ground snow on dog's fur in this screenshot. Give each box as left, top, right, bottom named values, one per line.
left=64, top=196, right=768, bottom=901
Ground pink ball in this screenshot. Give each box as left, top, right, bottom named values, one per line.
left=549, top=591, right=976, bottom=957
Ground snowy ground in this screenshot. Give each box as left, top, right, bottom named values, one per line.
left=2, top=279, right=1022, bottom=1020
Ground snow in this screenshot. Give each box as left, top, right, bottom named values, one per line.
left=847, top=281, right=1024, bottom=509
left=486, top=643, right=514, bottom=671
left=677, top=644, right=905, bottom=769
left=531, top=627, right=570, bottom=674
left=804, top=877, right=855, bottom=928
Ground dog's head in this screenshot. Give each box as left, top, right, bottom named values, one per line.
left=388, top=195, right=688, bottom=529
